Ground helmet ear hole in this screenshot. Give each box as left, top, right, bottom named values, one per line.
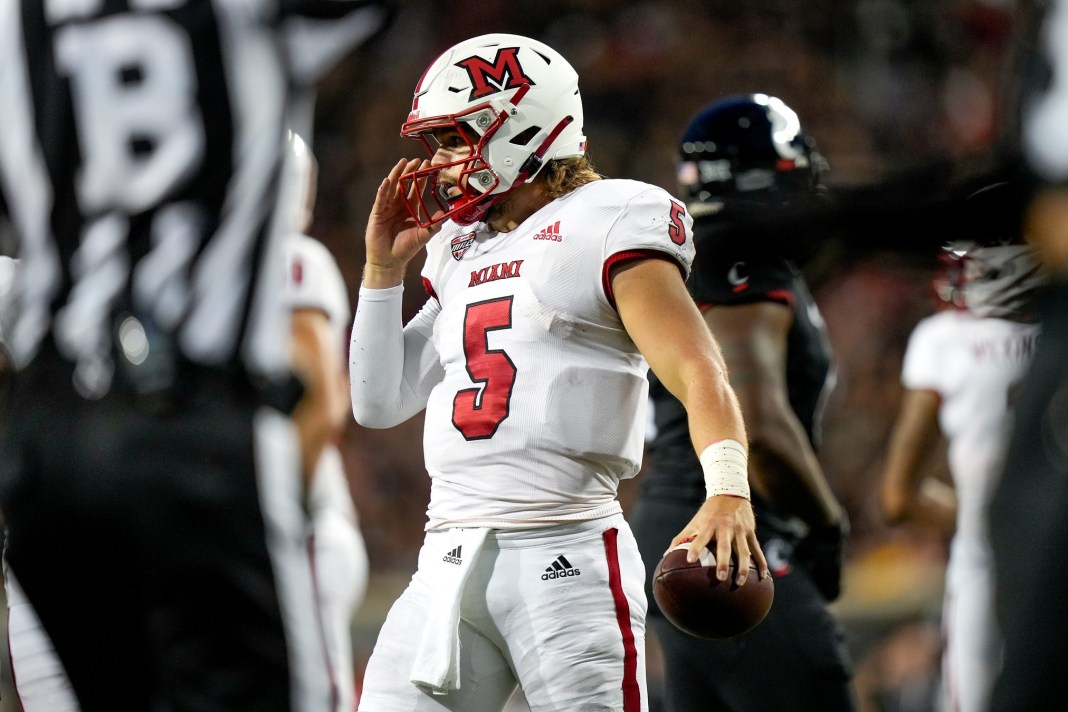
left=509, top=126, right=541, bottom=146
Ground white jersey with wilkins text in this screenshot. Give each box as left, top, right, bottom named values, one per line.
left=902, top=299, right=1041, bottom=712
left=902, top=309, right=1040, bottom=544
left=410, top=179, right=694, bottom=529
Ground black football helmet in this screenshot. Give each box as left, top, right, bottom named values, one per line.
left=958, top=181, right=1030, bottom=248
left=939, top=182, right=1046, bottom=318
left=677, top=94, right=827, bottom=212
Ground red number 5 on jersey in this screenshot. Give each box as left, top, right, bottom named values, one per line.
left=667, top=201, right=686, bottom=246
left=453, top=296, right=517, bottom=440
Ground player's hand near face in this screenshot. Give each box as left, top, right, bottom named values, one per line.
left=612, top=257, right=769, bottom=585
left=363, top=158, right=436, bottom=288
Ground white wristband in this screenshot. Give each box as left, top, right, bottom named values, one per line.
left=699, top=439, right=750, bottom=500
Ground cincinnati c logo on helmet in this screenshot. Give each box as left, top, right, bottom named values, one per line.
left=456, top=47, right=536, bottom=101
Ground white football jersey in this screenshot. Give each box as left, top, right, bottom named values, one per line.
left=283, top=234, right=351, bottom=348
left=412, top=179, right=693, bottom=529
left=902, top=309, right=1040, bottom=544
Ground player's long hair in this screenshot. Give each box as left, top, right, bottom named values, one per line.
left=540, top=155, right=602, bottom=198
left=484, top=155, right=601, bottom=225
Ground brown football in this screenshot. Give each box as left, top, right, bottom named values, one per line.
left=652, top=543, right=774, bottom=639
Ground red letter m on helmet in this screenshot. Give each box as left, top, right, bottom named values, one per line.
left=456, top=48, right=535, bottom=101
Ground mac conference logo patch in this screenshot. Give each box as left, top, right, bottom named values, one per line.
left=451, top=232, right=476, bottom=260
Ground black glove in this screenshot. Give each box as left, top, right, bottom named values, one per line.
left=794, top=517, right=849, bottom=602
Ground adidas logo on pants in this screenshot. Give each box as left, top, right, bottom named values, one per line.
left=542, top=554, right=581, bottom=580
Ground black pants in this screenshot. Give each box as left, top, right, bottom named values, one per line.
left=0, top=357, right=325, bottom=711
left=631, top=495, right=856, bottom=712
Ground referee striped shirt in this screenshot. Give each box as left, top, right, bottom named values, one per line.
left=0, top=0, right=386, bottom=395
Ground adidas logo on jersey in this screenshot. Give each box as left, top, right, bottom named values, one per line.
left=541, top=554, right=581, bottom=580
left=443, top=546, right=463, bottom=565
left=532, top=220, right=563, bottom=242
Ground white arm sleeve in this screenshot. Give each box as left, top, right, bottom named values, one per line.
left=349, top=284, right=443, bottom=428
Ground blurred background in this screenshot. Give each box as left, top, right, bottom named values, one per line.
left=0, top=0, right=1024, bottom=710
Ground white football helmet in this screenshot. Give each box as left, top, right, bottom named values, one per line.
left=400, top=33, right=587, bottom=227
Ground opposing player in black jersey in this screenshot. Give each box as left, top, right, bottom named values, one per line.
left=630, top=95, right=856, bottom=712
left=0, top=2, right=389, bottom=711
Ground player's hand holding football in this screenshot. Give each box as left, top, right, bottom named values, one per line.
left=670, top=495, right=769, bottom=586
left=363, top=158, right=437, bottom=288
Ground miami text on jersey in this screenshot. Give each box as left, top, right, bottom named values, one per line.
left=469, top=260, right=524, bottom=287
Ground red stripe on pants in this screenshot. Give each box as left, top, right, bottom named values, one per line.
left=603, top=528, right=641, bottom=712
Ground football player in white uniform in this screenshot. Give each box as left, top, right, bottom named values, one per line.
left=283, top=134, right=369, bottom=712
left=350, top=33, right=768, bottom=712
left=285, top=233, right=369, bottom=712
left=881, top=184, right=1046, bottom=712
